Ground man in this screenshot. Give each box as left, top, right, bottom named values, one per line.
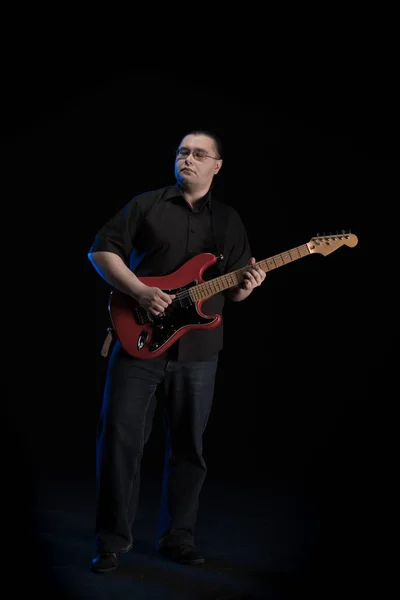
left=88, top=129, right=266, bottom=573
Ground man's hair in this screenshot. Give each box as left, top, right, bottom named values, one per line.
left=180, top=129, right=223, bottom=160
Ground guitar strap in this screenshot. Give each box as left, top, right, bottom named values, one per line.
left=101, top=327, right=114, bottom=358
left=210, top=198, right=229, bottom=274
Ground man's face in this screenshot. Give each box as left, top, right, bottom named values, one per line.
left=174, top=134, right=222, bottom=188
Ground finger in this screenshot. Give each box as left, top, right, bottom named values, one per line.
left=251, top=273, right=263, bottom=286
left=152, top=302, right=167, bottom=313
left=250, top=271, right=259, bottom=281
left=156, top=296, right=170, bottom=309
left=158, top=291, right=171, bottom=303
left=159, top=291, right=176, bottom=304
left=242, top=277, right=252, bottom=289
left=253, top=267, right=264, bottom=282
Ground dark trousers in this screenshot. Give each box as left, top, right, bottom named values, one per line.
left=95, top=341, right=219, bottom=553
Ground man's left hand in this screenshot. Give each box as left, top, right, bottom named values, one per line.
left=240, top=257, right=266, bottom=291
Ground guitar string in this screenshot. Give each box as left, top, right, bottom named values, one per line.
left=166, top=256, right=289, bottom=305
left=167, top=252, right=297, bottom=305
left=165, top=263, right=262, bottom=306
left=146, top=237, right=350, bottom=313
left=149, top=238, right=348, bottom=313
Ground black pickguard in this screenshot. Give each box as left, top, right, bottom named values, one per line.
left=135, top=281, right=218, bottom=352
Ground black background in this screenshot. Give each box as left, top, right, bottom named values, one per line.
left=4, top=18, right=397, bottom=595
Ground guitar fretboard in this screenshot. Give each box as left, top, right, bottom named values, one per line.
left=189, top=244, right=310, bottom=301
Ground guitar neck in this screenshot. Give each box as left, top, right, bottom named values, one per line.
left=190, top=243, right=311, bottom=301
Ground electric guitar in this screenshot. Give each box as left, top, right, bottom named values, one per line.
left=106, top=232, right=358, bottom=359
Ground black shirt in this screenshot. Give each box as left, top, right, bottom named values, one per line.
left=89, top=184, right=252, bottom=360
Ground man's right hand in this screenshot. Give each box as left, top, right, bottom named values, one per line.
left=135, top=286, right=176, bottom=317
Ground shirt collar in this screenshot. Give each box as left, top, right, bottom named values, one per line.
left=163, top=184, right=212, bottom=210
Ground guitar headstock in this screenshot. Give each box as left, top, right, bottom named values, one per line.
left=307, top=231, right=358, bottom=256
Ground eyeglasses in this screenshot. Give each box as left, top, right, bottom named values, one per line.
left=176, top=147, right=220, bottom=162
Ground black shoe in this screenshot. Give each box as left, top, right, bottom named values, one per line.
left=158, top=545, right=205, bottom=565
left=90, top=552, right=120, bottom=573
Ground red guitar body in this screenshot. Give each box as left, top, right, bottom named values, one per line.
left=108, top=253, right=222, bottom=359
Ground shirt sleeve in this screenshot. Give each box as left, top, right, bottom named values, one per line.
left=223, top=208, right=252, bottom=273
left=88, top=197, right=143, bottom=264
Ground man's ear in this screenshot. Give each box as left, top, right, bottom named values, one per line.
left=214, top=159, right=223, bottom=174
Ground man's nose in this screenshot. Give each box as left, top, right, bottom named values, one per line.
left=184, top=151, right=194, bottom=163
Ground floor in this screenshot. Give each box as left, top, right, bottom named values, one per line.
left=15, top=463, right=364, bottom=600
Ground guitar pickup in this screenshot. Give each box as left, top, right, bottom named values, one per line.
left=135, top=307, right=152, bottom=324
